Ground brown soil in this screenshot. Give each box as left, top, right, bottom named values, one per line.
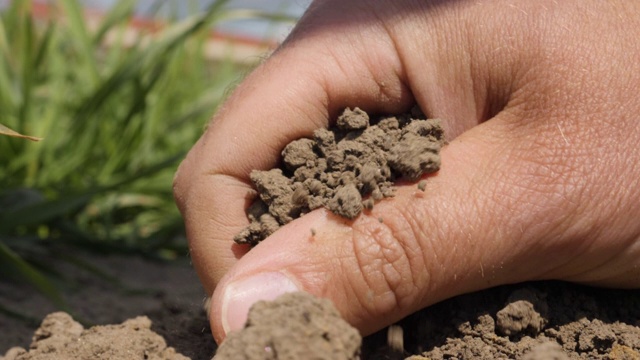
left=3, top=312, right=188, bottom=360
left=217, top=284, right=640, bottom=360
left=2, top=258, right=640, bottom=359
left=3, top=108, right=640, bottom=359
left=0, top=250, right=217, bottom=360
left=234, top=107, right=444, bottom=246
left=395, top=282, right=640, bottom=359
left=215, top=292, right=361, bottom=359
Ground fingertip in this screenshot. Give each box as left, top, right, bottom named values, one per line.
left=209, top=210, right=337, bottom=343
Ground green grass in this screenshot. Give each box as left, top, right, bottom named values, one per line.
left=0, top=0, right=290, bottom=310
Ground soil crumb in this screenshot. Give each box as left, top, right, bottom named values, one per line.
left=235, top=107, right=444, bottom=246
left=495, top=287, right=548, bottom=336
left=2, top=312, right=188, bottom=360
left=387, top=282, right=640, bottom=360
left=214, top=292, right=361, bottom=360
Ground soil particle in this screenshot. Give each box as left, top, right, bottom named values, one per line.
left=577, top=319, right=617, bottom=353
left=609, top=344, right=640, bottom=359
left=214, top=292, right=361, bottom=360
left=282, top=138, right=318, bottom=170
left=329, top=183, right=363, bottom=219
left=3, top=312, right=188, bottom=360
left=496, top=299, right=546, bottom=336
left=235, top=107, right=444, bottom=246
left=387, top=325, right=404, bottom=354
left=337, top=107, right=370, bottom=130
left=387, top=133, right=441, bottom=182
left=496, top=288, right=548, bottom=336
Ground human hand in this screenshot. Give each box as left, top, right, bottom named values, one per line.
left=173, top=0, right=640, bottom=343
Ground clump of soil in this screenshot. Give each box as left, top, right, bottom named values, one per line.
left=234, top=107, right=444, bottom=246
left=495, top=288, right=548, bottom=336
left=2, top=312, right=187, bottom=360
left=214, top=292, right=361, bottom=360
left=383, top=282, right=640, bottom=360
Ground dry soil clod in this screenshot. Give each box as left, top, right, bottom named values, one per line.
left=235, top=107, right=445, bottom=246
left=3, top=312, right=187, bottom=360
left=214, top=292, right=361, bottom=360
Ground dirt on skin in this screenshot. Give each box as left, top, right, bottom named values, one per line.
left=234, top=107, right=445, bottom=246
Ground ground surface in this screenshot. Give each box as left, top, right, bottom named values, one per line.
left=0, top=249, right=217, bottom=360
left=1, top=250, right=640, bottom=359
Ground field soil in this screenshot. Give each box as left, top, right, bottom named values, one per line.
left=0, top=249, right=216, bottom=360
left=2, top=108, right=640, bottom=359
left=1, top=251, right=640, bottom=359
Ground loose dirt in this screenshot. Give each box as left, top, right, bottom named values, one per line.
left=0, top=251, right=216, bottom=360
left=234, top=107, right=444, bottom=246
left=394, top=282, right=640, bottom=360
left=214, top=292, right=361, bottom=360
left=2, top=260, right=640, bottom=359
left=2, top=312, right=188, bottom=360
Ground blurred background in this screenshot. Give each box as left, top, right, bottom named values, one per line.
left=0, top=0, right=309, bottom=319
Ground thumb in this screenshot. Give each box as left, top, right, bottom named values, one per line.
left=204, top=1, right=526, bottom=342
left=209, top=117, right=558, bottom=342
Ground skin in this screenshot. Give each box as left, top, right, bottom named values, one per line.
left=173, top=0, right=640, bottom=344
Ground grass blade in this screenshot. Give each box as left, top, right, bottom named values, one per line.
left=0, top=123, right=42, bottom=141
left=0, top=192, right=92, bottom=231
left=92, top=0, right=136, bottom=45
left=0, top=153, right=182, bottom=231
left=72, top=3, right=229, bottom=123
left=58, top=0, right=99, bottom=83
left=0, top=241, right=69, bottom=312
left=31, top=20, right=55, bottom=73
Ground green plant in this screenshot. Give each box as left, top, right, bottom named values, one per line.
left=0, top=0, right=288, bottom=312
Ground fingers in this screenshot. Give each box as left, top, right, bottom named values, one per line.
left=207, top=116, right=559, bottom=343
left=179, top=0, right=640, bottom=343
left=173, top=0, right=512, bottom=297
left=173, top=5, right=420, bottom=294
left=205, top=0, right=640, bottom=340
left=176, top=0, right=531, bottom=326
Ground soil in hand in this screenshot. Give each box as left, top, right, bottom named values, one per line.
left=234, top=107, right=444, bottom=246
